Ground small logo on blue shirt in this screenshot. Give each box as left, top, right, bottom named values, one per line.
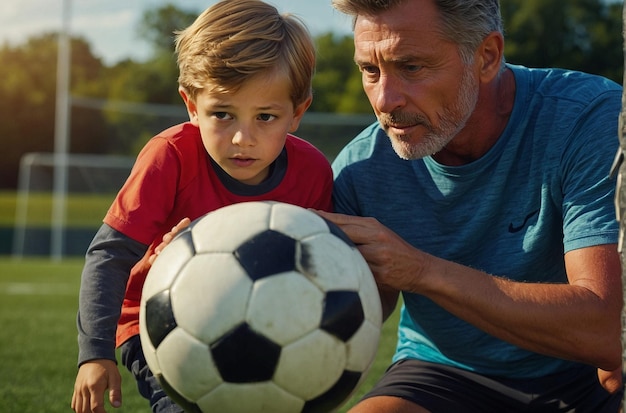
left=508, top=210, right=539, bottom=233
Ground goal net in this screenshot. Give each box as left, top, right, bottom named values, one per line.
left=12, top=152, right=135, bottom=259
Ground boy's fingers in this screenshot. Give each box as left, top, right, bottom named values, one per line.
left=173, top=217, right=191, bottom=234
left=108, top=372, right=122, bottom=408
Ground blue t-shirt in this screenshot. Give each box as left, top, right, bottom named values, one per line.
left=331, top=64, right=622, bottom=378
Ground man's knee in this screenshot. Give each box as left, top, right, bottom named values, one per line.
left=349, top=395, right=431, bottom=413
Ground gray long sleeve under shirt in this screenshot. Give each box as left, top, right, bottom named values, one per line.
left=76, top=223, right=148, bottom=366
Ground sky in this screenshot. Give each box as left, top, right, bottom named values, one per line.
left=0, top=0, right=353, bottom=65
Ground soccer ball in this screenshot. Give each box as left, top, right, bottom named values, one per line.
left=139, top=201, right=382, bottom=413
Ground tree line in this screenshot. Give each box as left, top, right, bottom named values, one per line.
left=0, top=0, right=622, bottom=189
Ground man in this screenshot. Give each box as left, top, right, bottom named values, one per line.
left=317, top=0, right=624, bottom=411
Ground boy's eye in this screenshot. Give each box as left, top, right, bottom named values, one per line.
left=258, top=114, right=277, bottom=122
left=212, top=112, right=232, bottom=120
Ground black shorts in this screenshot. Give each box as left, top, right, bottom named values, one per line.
left=362, top=359, right=623, bottom=412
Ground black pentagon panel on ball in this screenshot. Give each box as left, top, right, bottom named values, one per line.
left=145, top=290, right=178, bottom=348
left=320, top=291, right=365, bottom=342
left=297, top=241, right=315, bottom=276
left=210, top=323, right=282, bottom=383
left=321, top=218, right=355, bottom=248
left=157, top=374, right=203, bottom=413
left=302, top=370, right=363, bottom=413
left=233, top=229, right=296, bottom=281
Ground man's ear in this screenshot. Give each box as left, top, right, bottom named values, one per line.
left=477, top=31, right=505, bottom=83
left=288, top=96, right=313, bottom=133
left=179, top=86, right=199, bottom=126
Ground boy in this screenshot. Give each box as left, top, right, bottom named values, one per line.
left=70, top=1, right=333, bottom=412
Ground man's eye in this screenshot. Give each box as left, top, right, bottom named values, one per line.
left=360, top=65, right=378, bottom=74
left=405, top=65, right=422, bottom=73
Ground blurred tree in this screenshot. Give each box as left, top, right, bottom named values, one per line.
left=312, top=33, right=370, bottom=113
left=0, top=33, right=108, bottom=188
left=109, top=2, right=198, bottom=106
left=1, top=1, right=624, bottom=189
left=102, top=55, right=187, bottom=156
left=501, top=0, right=623, bottom=82
left=138, top=3, right=199, bottom=55
left=101, top=4, right=198, bottom=155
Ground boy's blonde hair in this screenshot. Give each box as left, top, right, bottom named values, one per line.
left=175, top=0, right=315, bottom=107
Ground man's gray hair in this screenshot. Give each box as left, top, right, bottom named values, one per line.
left=332, top=0, right=504, bottom=65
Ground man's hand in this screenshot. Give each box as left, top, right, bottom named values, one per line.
left=598, top=366, right=623, bottom=394
left=314, top=210, right=408, bottom=318
left=315, top=210, right=427, bottom=292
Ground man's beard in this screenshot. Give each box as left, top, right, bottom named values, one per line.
left=378, top=68, right=479, bottom=160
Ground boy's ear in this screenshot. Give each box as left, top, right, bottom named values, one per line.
left=289, top=96, right=313, bottom=133
left=179, top=86, right=199, bottom=126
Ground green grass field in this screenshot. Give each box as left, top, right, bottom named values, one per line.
left=0, top=191, right=115, bottom=227
left=0, top=257, right=399, bottom=413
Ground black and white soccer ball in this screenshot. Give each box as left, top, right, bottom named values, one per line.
left=139, top=201, right=382, bottom=413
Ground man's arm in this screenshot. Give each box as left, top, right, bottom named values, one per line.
left=316, top=211, right=623, bottom=371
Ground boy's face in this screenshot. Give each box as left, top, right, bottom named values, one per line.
left=180, top=71, right=311, bottom=185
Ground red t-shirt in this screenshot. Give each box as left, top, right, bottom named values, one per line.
left=104, top=122, right=333, bottom=347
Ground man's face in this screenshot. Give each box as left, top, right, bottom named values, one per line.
left=353, top=0, right=479, bottom=160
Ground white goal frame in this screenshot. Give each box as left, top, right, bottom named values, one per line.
left=12, top=152, right=135, bottom=260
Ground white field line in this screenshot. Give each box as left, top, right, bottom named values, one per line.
left=0, top=282, right=77, bottom=295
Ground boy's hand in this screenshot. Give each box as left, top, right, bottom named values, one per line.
left=598, top=366, right=623, bottom=394
left=71, top=359, right=122, bottom=413
left=149, top=217, right=192, bottom=265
